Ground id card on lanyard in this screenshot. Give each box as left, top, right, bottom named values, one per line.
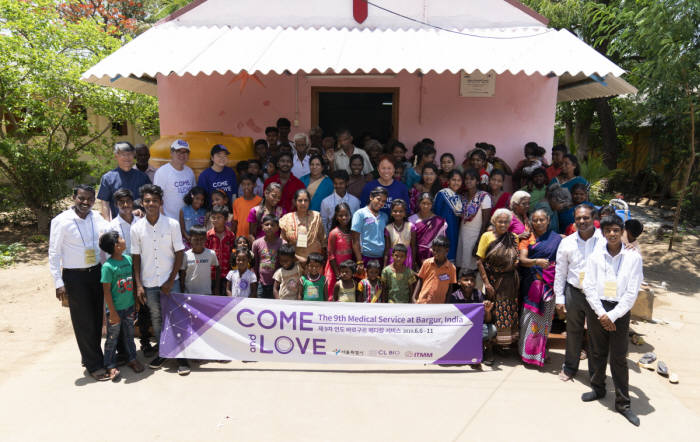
left=75, top=217, right=96, bottom=266
left=604, top=254, right=624, bottom=299
left=295, top=214, right=308, bottom=248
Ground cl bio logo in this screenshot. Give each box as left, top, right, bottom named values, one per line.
left=334, top=348, right=341, bottom=355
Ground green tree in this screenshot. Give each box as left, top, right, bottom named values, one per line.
left=0, top=0, right=158, bottom=233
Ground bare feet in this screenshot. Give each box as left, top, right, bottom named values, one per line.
left=559, top=370, right=573, bottom=382
left=107, top=368, right=120, bottom=380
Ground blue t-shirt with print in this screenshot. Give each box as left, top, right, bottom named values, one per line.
left=197, top=166, right=238, bottom=202
left=351, top=206, right=388, bottom=258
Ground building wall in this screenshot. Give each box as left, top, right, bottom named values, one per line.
left=157, top=71, right=558, bottom=168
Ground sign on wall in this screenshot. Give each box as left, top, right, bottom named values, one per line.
left=460, top=71, right=496, bottom=97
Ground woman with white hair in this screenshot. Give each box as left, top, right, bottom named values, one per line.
left=509, top=190, right=531, bottom=240
left=476, top=208, right=520, bottom=349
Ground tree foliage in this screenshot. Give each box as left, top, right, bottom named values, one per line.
left=0, top=0, right=158, bottom=232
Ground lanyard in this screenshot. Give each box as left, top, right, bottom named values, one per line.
left=293, top=212, right=308, bottom=236
left=74, top=216, right=94, bottom=248
left=606, top=253, right=624, bottom=277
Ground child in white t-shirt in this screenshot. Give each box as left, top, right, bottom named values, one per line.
left=226, top=247, right=257, bottom=297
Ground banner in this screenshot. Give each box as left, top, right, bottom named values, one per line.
left=159, top=293, right=484, bottom=364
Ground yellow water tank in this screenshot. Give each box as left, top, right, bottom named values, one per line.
left=149, top=131, right=255, bottom=178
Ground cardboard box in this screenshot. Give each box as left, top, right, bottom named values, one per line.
left=631, top=286, right=654, bottom=321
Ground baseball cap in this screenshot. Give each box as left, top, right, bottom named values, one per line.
left=210, top=144, right=230, bottom=155
left=170, top=139, right=190, bottom=151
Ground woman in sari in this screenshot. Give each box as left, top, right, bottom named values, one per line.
left=549, top=153, right=588, bottom=193
left=518, top=209, right=561, bottom=367
left=300, top=154, right=334, bottom=212
left=279, top=189, right=325, bottom=264
left=456, top=168, right=491, bottom=271
left=408, top=192, right=447, bottom=268
left=508, top=190, right=531, bottom=240
left=477, top=208, right=520, bottom=349
left=433, top=170, right=464, bottom=262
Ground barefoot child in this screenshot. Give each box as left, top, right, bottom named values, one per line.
left=334, top=260, right=360, bottom=302
left=226, top=247, right=257, bottom=297
left=252, top=215, right=282, bottom=299
left=205, top=205, right=235, bottom=296
left=381, top=244, right=416, bottom=304
left=179, top=225, right=220, bottom=295
left=301, top=253, right=327, bottom=301
left=273, top=244, right=303, bottom=300
left=447, top=269, right=496, bottom=365
left=99, top=231, right=144, bottom=379
left=412, top=236, right=457, bottom=304
left=358, top=259, right=383, bottom=302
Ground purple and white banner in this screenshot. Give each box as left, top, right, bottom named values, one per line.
left=159, top=293, right=484, bottom=364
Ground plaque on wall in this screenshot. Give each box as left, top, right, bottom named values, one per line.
left=459, top=71, right=495, bottom=97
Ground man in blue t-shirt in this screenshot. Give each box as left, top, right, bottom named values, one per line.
left=197, top=144, right=238, bottom=203
left=97, top=141, right=151, bottom=221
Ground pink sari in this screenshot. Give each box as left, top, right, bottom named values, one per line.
left=408, top=214, right=447, bottom=267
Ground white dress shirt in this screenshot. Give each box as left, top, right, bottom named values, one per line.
left=553, top=228, right=605, bottom=304
left=109, top=214, right=139, bottom=255
left=320, top=191, right=361, bottom=233
left=49, top=209, right=110, bottom=289
left=130, top=214, right=185, bottom=288
left=334, top=146, right=374, bottom=175
left=291, top=152, right=310, bottom=178
left=583, top=246, right=643, bottom=323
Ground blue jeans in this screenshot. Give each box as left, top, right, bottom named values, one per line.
left=145, top=287, right=163, bottom=343
left=483, top=323, right=497, bottom=341
left=104, top=305, right=137, bottom=369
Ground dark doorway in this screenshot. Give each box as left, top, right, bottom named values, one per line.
left=311, top=87, right=399, bottom=145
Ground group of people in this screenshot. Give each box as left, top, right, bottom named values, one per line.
left=48, top=117, right=645, bottom=426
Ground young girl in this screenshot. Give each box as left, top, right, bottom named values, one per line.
left=358, top=260, right=383, bottom=303
left=208, top=189, right=233, bottom=230
left=226, top=247, right=257, bottom=297
left=247, top=182, right=284, bottom=241
left=488, top=169, right=511, bottom=210
left=439, top=153, right=455, bottom=188
left=404, top=143, right=436, bottom=189
left=384, top=199, right=417, bottom=270
left=408, top=192, right=447, bottom=268
left=324, top=203, right=354, bottom=301
left=334, top=260, right=359, bottom=302
left=409, top=163, right=442, bottom=213
left=468, top=149, right=490, bottom=188
left=179, top=186, right=207, bottom=249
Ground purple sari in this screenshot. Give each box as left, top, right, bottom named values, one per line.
left=518, top=230, right=561, bottom=367
left=408, top=214, right=447, bottom=266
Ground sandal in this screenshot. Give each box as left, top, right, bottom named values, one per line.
left=127, top=360, right=145, bottom=373
left=107, top=368, right=121, bottom=380
left=90, top=369, right=110, bottom=382
left=579, top=349, right=588, bottom=360
left=656, top=361, right=669, bottom=377
left=669, top=373, right=679, bottom=384
left=638, top=352, right=657, bottom=370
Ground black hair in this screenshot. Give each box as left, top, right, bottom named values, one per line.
left=563, top=153, right=581, bottom=176
left=210, top=188, right=231, bottom=212
left=307, top=253, right=325, bottom=265
left=254, top=138, right=268, bottom=147
left=139, top=183, right=163, bottom=200
left=394, top=160, right=405, bottom=171
left=349, top=153, right=364, bottom=166
left=234, top=246, right=253, bottom=265
left=276, top=117, right=291, bottom=128
left=183, top=185, right=207, bottom=206
left=485, top=144, right=496, bottom=153
left=459, top=268, right=477, bottom=279
left=389, top=199, right=408, bottom=223
left=419, top=163, right=442, bottom=196
left=447, top=169, right=464, bottom=182
left=331, top=202, right=352, bottom=231
left=98, top=230, right=120, bottom=254
left=440, top=153, right=455, bottom=163
left=524, top=142, right=540, bottom=156
left=335, top=127, right=351, bottom=138
left=421, top=138, right=435, bottom=147
left=625, top=219, right=644, bottom=238
left=469, top=149, right=487, bottom=161
left=552, top=144, right=568, bottom=154
left=256, top=182, right=282, bottom=223
left=73, top=184, right=95, bottom=196
left=392, top=243, right=408, bottom=254
left=600, top=214, right=624, bottom=230
left=598, top=205, right=616, bottom=218
left=261, top=214, right=279, bottom=226
left=415, top=143, right=436, bottom=165
left=369, top=186, right=389, bottom=198
left=332, top=170, right=350, bottom=182
left=189, top=224, right=207, bottom=238
left=308, top=154, right=324, bottom=167
left=339, top=259, right=356, bottom=272
left=235, top=235, right=252, bottom=250
left=112, top=188, right=134, bottom=202
left=276, top=151, right=293, bottom=163
left=239, top=173, right=256, bottom=184
left=463, top=167, right=480, bottom=182
left=392, top=142, right=407, bottom=153
left=247, top=158, right=262, bottom=168
left=236, top=160, right=249, bottom=174
left=265, top=126, right=279, bottom=135
left=530, top=167, right=547, bottom=179
left=293, top=188, right=311, bottom=205
left=490, top=169, right=506, bottom=181
left=365, top=260, right=381, bottom=271
left=571, top=183, right=588, bottom=194
left=279, top=243, right=296, bottom=257
left=432, top=235, right=450, bottom=249
left=210, top=204, right=230, bottom=219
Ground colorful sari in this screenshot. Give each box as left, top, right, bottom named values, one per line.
left=509, top=213, right=529, bottom=235
left=324, top=227, right=354, bottom=301
left=432, top=188, right=463, bottom=261
left=491, top=191, right=511, bottom=210
left=518, top=230, right=561, bottom=367
left=301, top=174, right=334, bottom=212
left=408, top=214, right=447, bottom=267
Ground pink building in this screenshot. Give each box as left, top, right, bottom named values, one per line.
left=83, top=0, right=634, bottom=167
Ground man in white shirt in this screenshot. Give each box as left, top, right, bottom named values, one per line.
left=131, top=184, right=187, bottom=374
left=554, top=204, right=604, bottom=382
left=290, top=133, right=310, bottom=178
left=153, top=139, right=195, bottom=219
left=581, top=214, right=643, bottom=426
left=332, top=128, right=374, bottom=175
left=48, top=184, right=111, bottom=380
left=320, top=170, right=361, bottom=233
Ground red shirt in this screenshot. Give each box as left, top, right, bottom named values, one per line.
left=205, top=227, right=236, bottom=279
left=546, top=165, right=561, bottom=181
left=264, top=173, right=306, bottom=213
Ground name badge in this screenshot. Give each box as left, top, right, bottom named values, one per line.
left=438, top=274, right=450, bottom=281
left=84, top=248, right=97, bottom=266
left=364, top=217, right=376, bottom=225
left=603, top=280, right=617, bottom=299
left=296, top=231, right=308, bottom=248
left=578, top=271, right=585, bottom=287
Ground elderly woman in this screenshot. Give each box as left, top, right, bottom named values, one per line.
left=533, top=183, right=572, bottom=234
left=509, top=190, right=531, bottom=239
left=517, top=209, right=562, bottom=367
left=476, top=208, right=520, bottom=349
left=300, top=154, right=333, bottom=212
left=279, top=189, right=325, bottom=264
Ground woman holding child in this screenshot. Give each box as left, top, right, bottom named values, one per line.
left=517, top=209, right=561, bottom=366
left=279, top=189, right=325, bottom=264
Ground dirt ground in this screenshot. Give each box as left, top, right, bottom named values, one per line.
left=0, top=221, right=698, bottom=440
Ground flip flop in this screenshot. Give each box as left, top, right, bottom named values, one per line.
left=90, top=369, right=110, bottom=382
left=656, top=361, right=669, bottom=377
left=669, top=373, right=679, bottom=384
left=638, top=352, right=657, bottom=370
